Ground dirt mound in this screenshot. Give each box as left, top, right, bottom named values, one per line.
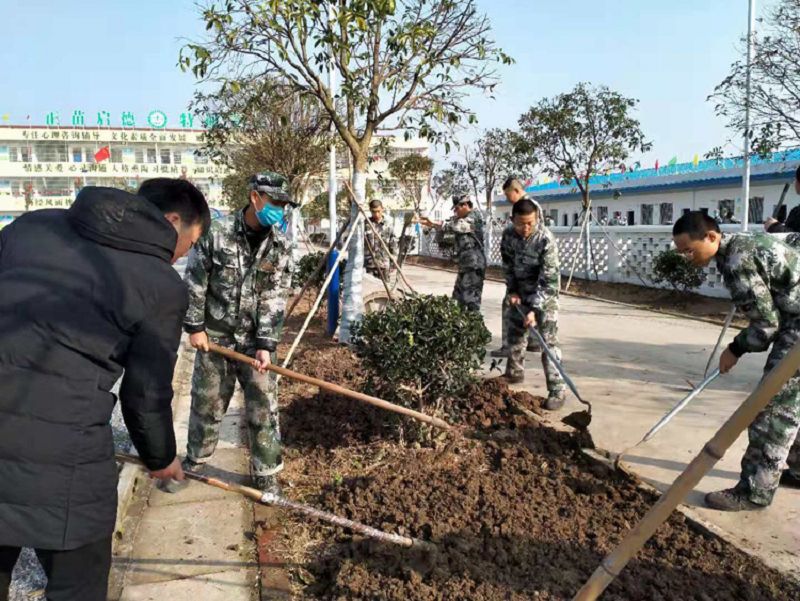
left=304, top=428, right=797, bottom=600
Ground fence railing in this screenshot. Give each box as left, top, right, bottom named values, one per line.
left=417, top=223, right=753, bottom=299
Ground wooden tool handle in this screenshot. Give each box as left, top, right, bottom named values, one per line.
left=207, top=343, right=451, bottom=430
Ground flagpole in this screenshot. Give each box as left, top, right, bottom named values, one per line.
left=741, top=0, right=756, bottom=232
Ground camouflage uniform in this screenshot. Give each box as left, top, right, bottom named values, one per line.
left=183, top=207, right=294, bottom=477
left=500, top=218, right=565, bottom=395
left=442, top=211, right=486, bottom=311
left=364, top=217, right=397, bottom=278
left=717, top=232, right=800, bottom=505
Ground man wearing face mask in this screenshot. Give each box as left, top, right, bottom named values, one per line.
left=177, top=172, right=297, bottom=495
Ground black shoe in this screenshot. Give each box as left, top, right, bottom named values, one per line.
left=779, top=470, right=800, bottom=488
left=544, top=391, right=565, bottom=411
left=704, top=488, right=766, bottom=512
left=490, top=347, right=509, bottom=358
left=254, top=475, right=282, bottom=497
left=503, top=373, right=524, bottom=385
left=526, top=341, right=541, bottom=352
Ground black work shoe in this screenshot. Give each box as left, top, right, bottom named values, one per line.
left=503, top=373, right=524, bottom=385
left=704, top=488, right=766, bottom=512
left=526, top=341, right=541, bottom=352
left=490, top=347, right=509, bottom=358
left=254, top=475, right=282, bottom=497
left=779, top=470, right=800, bottom=488
left=544, top=391, right=566, bottom=411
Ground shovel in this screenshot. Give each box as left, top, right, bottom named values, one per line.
left=513, top=306, right=592, bottom=428
left=614, top=368, right=720, bottom=470
left=115, top=454, right=434, bottom=551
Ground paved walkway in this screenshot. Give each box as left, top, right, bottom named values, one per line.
left=364, top=264, right=800, bottom=580
left=109, top=341, right=260, bottom=601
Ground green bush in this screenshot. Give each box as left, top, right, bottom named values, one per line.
left=292, top=251, right=326, bottom=289
left=652, top=249, right=706, bottom=292
left=351, top=295, right=491, bottom=428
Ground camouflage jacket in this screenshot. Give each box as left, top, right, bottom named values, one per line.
left=716, top=232, right=800, bottom=357
left=441, top=211, right=486, bottom=271
left=183, top=208, right=295, bottom=352
left=364, top=218, right=397, bottom=276
left=500, top=223, right=560, bottom=311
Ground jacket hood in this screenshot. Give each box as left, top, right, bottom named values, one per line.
left=67, top=187, right=177, bottom=262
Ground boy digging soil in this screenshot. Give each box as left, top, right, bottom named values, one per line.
left=673, top=211, right=800, bottom=511
left=501, top=197, right=566, bottom=410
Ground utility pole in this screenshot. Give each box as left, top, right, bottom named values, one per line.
left=741, top=0, right=756, bottom=231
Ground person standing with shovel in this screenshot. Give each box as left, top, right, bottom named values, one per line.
left=672, top=211, right=800, bottom=511
left=175, top=172, right=297, bottom=496
left=500, top=197, right=566, bottom=411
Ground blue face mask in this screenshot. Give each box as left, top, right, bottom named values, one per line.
left=255, top=201, right=285, bottom=227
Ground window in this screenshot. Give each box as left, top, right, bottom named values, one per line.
left=682, top=208, right=691, bottom=216
left=160, top=148, right=171, bottom=164
left=573, top=212, right=579, bottom=226
left=72, top=149, right=83, bottom=163
left=641, top=204, right=653, bottom=225
left=550, top=209, right=559, bottom=224
left=194, top=151, right=209, bottom=165
left=700, top=207, right=709, bottom=216
left=135, top=148, right=144, bottom=163
left=8, top=147, right=18, bottom=162
left=749, top=196, right=764, bottom=224
left=20, top=147, right=30, bottom=162
left=626, top=210, right=635, bottom=226
left=146, top=148, right=157, bottom=164
left=659, top=202, right=673, bottom=225
left=111, top=147, right=123, bottom=163
left=596, top=206, right=609, bottom=223
left=562, top=214, right=568, bottom=226
left=173, top=150, right=181, bottom=164
left=84, top=148, right=95, bottom=163
left=35, top=142, right=67, bottom=162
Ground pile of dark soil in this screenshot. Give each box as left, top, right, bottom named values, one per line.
left=275, top=298, right=796, bottom=600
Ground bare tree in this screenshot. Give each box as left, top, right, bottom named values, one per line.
left=710, top=0, right=800, bottom=153
left=181, top=0, right=511, bottom=341
left=193, top=79, right=332, bottom=209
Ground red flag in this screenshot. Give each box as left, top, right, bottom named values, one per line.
left=94, top=146, right=110, bottom=163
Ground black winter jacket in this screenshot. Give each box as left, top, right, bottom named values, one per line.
left=0, top=187, right=187, bottom=550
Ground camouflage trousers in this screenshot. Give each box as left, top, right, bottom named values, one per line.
left=452, top=268, right=485, bottom=312
left=737, top=327, right=800, bottom=505
left=505, top=306, right=565, bottom=395
left=500, top=294, right=532, bottom=350
left=186, top=347, right=283, bottom=477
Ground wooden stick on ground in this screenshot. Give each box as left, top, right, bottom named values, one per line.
left=342, top=180, right=418, bottom=295
left=209, top=342, right=451, bottom=430
left=115, top=453, right=434, bottom=551
left=572, top=340, right=800, bottom=601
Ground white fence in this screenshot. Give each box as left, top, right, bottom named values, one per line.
left=418, top=223, right=753, bottom=299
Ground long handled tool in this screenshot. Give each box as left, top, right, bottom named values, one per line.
left=613, top=368, right=721, bottom=471
left=115, top=453, right=434, bottom=551
left=573, top=340, right=800, bottom=601
left=702, top=305, right=736, bottom=378
left=514, top=306, right=592, bottom=427
left=208, top=342, right=451, bottom=430
left=772, top=181, right=792, bottom=220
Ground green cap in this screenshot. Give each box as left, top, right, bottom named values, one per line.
left=250, top=172, right=296, bottom=206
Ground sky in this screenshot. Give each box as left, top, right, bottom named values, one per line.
left=0, top=0, right=762, bottom=170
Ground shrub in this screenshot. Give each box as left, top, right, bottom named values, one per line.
left=351, top=295, right=491, bottom=430
left=292, top=251, right=326, bottom=289
left=652, top=249, right=706, bottom=292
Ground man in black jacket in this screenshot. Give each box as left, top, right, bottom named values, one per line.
left=0, top=179, right=209, bottom=601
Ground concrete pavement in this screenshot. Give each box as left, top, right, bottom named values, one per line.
left=364, top=263, right=800, bottom=580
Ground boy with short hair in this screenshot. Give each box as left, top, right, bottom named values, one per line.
left=501, top=197, right=566, bottom=410
left=673, top=210, right=800, bottom=511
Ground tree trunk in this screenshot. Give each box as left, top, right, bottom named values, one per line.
left=339, top=169, right=367, bottom=343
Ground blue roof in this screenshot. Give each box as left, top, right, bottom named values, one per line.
left=503, top=148, right=800, bottom=204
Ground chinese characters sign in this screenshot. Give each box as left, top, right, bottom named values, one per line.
left=31, top=110, right=221, bottom=130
